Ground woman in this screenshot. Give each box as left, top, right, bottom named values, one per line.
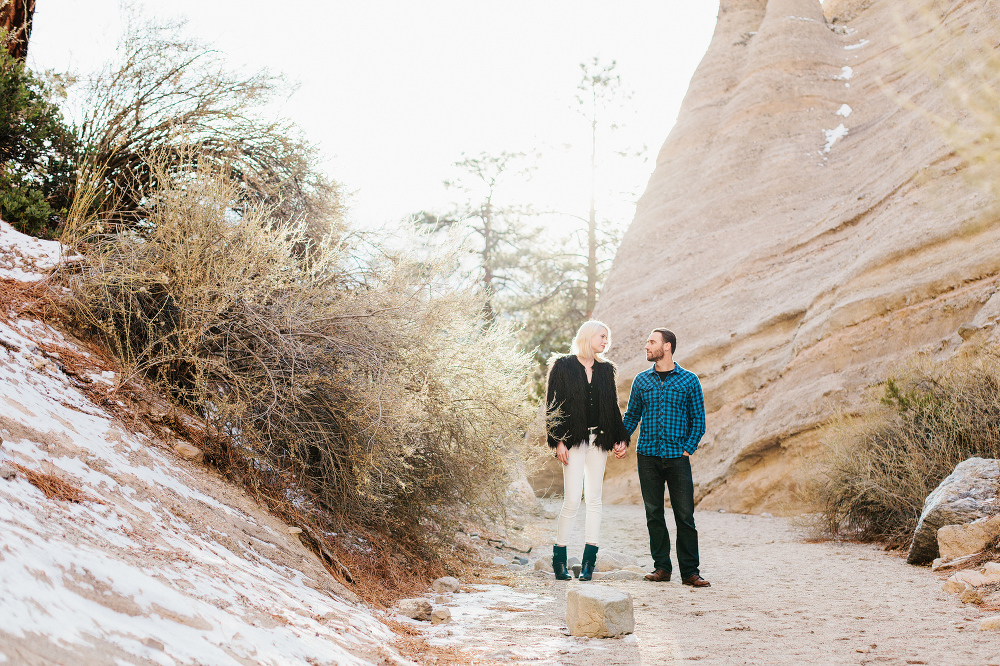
left=546, top=320, right=630, bottom=581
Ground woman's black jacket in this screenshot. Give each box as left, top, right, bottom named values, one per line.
left=545, top=355, right=629, bottom=451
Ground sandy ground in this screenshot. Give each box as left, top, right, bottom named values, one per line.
left=431, top=500, right=1000, bottom=665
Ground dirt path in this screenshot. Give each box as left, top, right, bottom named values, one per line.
left=433, top=501, right=1000, bottom=665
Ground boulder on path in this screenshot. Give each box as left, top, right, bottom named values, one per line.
left=596, top=551, right=638, bottom=572
left=431, top=576, right=460, bottom=594
left=907, top=458, right=1000, bottom=565
left=534, top=558, right=553, bottom=573
left=397, top=598, right=432, bottom=621
left=938, top=514, right=1000, bottom=562
left=566, top=586, right=634, bottom=638
left=431, top=607, right=451, bottom=625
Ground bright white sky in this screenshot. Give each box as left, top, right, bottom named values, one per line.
left=28, top=1, right=719, bottom=234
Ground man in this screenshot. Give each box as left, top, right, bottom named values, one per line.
left=623, top=328, right=710, bottom=587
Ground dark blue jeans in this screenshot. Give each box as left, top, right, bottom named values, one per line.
left=637, top=453, right=700, bottom=579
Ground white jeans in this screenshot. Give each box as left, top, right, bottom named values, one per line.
left=556, top=434, right=608, bottom=546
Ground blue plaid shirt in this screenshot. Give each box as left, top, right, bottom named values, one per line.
left=623, top=363, right=706, bottom=458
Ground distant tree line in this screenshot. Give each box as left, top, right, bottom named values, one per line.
left=412, top=58, right=645, bottom=392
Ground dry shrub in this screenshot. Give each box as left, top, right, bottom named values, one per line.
left=63, top=12, right=341, bottom=240
left=62, top=156, right=536, bottom=580
left=812, top=344, right=1000, bottom=548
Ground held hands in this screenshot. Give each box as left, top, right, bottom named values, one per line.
left=559, top=441, right=630, bottom=462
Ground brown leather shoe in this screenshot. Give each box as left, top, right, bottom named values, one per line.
left=682, top=574, right=711, bottom=587
left=644, top=568, right=671, bottom=582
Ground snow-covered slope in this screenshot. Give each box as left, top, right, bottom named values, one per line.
left=0, top=220, right=407, bottom=665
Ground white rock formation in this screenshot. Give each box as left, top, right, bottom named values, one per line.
left=595, top=0, right=1000, bottom=513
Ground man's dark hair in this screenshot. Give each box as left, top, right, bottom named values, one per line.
left=653, top=328, right=676, bottom=354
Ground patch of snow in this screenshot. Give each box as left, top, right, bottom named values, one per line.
left=0, top=313, right=403, bottom=665
left=837, top=104, right=853, bottom=117
left=0, top=219, right=79, bottom=282
left=845, top=39, right=869, bottom=50
left=823, top=124, right=849, bottom=153
left=90, top=370, right=117, bottom=385
left=834, top=66, right=854, bottom=81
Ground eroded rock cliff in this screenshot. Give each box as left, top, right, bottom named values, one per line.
left=596, top=0, right=1000, bottom=513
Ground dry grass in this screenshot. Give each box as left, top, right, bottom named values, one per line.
left=382, top=617, right=510, bottom=666
left=0, top=278, right=62, bottom=323
left=810, top=344, right=1000, bottom=548
left=8, top=462, right=103, bottom=504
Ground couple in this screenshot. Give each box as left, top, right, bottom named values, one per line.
left=546, top=320, right=709, bottom=587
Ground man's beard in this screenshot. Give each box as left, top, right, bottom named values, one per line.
left=646, top=348, right=664, bottom=362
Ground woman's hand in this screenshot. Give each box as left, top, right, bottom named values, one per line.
left=613, top=441, right=628, bottom=459
left=556, top=442, right=569, bottom=466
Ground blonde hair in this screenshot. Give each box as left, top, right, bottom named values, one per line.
left=571, top=320, right=611, bottom=361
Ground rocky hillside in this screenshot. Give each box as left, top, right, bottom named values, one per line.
left=0, top=221, right=410, bottom=665
left=595, top=0, right=1000, bottom=512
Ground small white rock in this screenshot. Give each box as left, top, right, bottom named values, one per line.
left=534, top=558, right=554, bottom=573
left=944, top=570, right=989, bottom=594
left=943, top=577, right=972, bottom=595
left=397, top=598, right=432, bottom=621
left=172, top=442, right=204, bottom=463
left=597, top=570, right=646, bottom=582
left=979, top=616, right=1000, bottom=631
left=596, top=551, right=638, bottom=572
left=431, top=576, right=460, bottom=594
left=491, top=556, right=509, bottom=566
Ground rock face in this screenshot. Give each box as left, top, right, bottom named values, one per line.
left=565, top=587, right=635, bottom=638
left=907, top=458, right=1000, bottom=564
left=595, top=0, right=1000, bottom=513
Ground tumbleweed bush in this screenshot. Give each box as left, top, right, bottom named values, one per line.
left=65, top=158, right=536, bottom=556
left=813, top=345, right=1000, bottom=548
